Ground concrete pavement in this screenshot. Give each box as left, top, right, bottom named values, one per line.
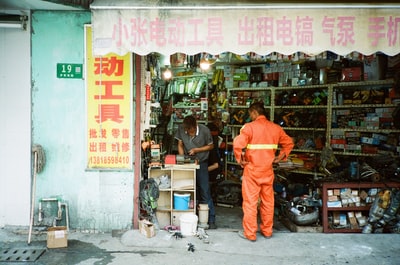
left=1, top=226, right=399, bottom=265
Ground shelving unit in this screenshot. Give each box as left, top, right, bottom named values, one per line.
left=148, top=164, right=198, bottom=228
left=322, top=182, right=400, bottom=233
left=224, top=79, right=398, bottom=179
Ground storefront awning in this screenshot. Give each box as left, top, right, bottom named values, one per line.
left=91, top=1, right=400, bottom=56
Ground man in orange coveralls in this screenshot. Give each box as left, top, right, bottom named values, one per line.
left=233, top=102, right=294, bottom=242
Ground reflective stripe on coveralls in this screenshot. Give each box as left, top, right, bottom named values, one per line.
left=246, top=144, right=277, bottom=149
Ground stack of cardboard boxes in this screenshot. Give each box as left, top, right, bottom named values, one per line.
left=327, top=187, right=375, bottom=229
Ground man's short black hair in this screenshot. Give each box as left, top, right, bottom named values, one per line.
left=248, top=102, right=266, bottom=116
left=183, top=115, right=197, bottom=130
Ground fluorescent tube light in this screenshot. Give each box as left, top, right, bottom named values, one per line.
left=0, top=21, right=23, bottom=29
left=0, top=15, right=27, bottom=30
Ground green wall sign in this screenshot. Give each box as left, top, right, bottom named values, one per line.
left=57, top=63, right=83, bottom=79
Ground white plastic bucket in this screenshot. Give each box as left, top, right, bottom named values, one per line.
left=179, top=213, right=198, bottom=236
left=174, top=193, right=190, bottom=210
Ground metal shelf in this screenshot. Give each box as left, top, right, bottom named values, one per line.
left=224, top=76, right=398, bottom=180
left=275, top=105, right=327, bottom=109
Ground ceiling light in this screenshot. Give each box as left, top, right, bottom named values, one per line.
left=163, top=67, right=172, bottom=80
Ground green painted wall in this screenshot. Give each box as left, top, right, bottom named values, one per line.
left=31, top=11, right=134, bottom=231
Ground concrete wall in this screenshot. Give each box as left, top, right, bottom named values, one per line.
left=28, top=11, right=134, bottom=232
left=0, top=12, right=32, bottom=227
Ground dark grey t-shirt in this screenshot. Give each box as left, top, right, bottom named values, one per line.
left=175, top=124, right=213, bottom=163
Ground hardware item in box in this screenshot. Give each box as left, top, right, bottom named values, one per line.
left=239, top=81, right=250, bottom=88
left=360, top=137, right=380, bottom=145
left=327, top=200, right=342, bottom=207
left=328, top=195, right=339, bottom=202
left=345, top=131, right=361, bottom=138
left=347, top=211, right=359, bottom=229
left=348, top=120, right=358, bottom=128
left=362, top=145, right=378, bottom=154
left=375, top=107, right=395, bottom=113
left=359, top=190, right=368, bottom=200
left=368, top=188, right=379, bottom=196
left=47, top=226, right=68, bottom=248
left=346, top=137, right=361, bottom=145
left=379, top=117, right=394, bottom=129
left=363, top=54, right=387, bottom=81
left=341, top=198, right=349, bottom=207
left=336, top=109, right=351, bottom=116
left=372, top=133, right=388, bottom=142
left=139, top=219, right=156, bottom=238
left=331, top=130, right=345, bottom=137
left=378, top=112, right=394, bottom=118
left=344, top=144, right=362, bottom=153
left=364, top=121, right=380, bottom=130
left=355, top=212, right=367, bottom=226
left=365, top=116, right=379, bottom=122
left=339, top=213, right=347, bottom=226
left=340, top=188, right=352, bottom=197
left=223, top=65, right=233, bottom=77
left=330, top=139, right=346, bottom=145
left=331, top=143, right=345, bottom=150
left=341, top=67, right=362, bottom=82
left=233, top=73, right=248, bottom=81
left=224, top=78, right=234, bottom=88
left=333, top=212, right=340, bottom=225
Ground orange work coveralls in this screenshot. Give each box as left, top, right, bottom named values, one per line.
left=233, top=115, right=294, bottom=240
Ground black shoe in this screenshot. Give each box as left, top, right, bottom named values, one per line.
left=208, top=222, right=217, bottom=229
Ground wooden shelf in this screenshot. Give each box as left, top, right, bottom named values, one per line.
left=322, top=182, right=400, bottom=233
left=149, top=165, right=197, bottom=227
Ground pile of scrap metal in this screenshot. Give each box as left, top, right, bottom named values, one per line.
left=139, top=178, right=160, bottom=230
left=215, top=180, right=242, bottom=206
left=285, top=195, right=322, bottom=226
left=363, top=188, right=400, bottom=234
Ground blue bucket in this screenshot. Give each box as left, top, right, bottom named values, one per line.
left=174, top=193, right=190, bottom=210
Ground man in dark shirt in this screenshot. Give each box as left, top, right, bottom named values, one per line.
left=175, top=115, right=217, bottom=229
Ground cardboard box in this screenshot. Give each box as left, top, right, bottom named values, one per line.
left=47, top=226, right=68, bottom=248
left=327, top=201, right=342, bottom=208
left=333, top=212, right=340, bottom=225
left=359, top=190, right=368, bottom=200
left=328, top=195, right=339, bottom=202
left=339, top=213, right=347, bottom=226
left=139, top=219, right=156, bottom=238
left=347, top=212, right=359, bottom=229
left=363, top=54, right=387, bottom=81
left=345, top=131, right=361, bottom=138
left=341, top=67, right=362, bottom=82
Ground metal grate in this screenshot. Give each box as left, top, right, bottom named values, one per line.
left=0, top=248, right=46, bottom=262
